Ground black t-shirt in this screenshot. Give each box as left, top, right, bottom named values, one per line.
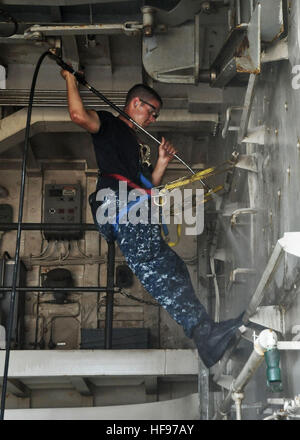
left=91, top=111, right=142, bottom=192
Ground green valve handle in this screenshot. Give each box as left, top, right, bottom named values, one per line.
left=264, top=348, right=283, bottom=392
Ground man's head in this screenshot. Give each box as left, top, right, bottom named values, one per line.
left=125, top=84, right=162, bottom=128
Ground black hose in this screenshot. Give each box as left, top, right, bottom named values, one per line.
left=0, top=50, right=49, bottom=421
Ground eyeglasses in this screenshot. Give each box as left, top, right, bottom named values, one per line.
left=139, top=98, right=160, bottom=119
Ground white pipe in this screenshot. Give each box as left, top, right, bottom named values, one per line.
left=277, top=341, right=300, bottom=350
left=214, top=349, right=264, bottom=419
left=232, top=392, right=244, bottom=420
left=210, top=257, right=220, bottom=322
left=214, top=329, right=278, bottom=419
left=230, top=268, right=256, bottom=282
left=230, top=208, right=258, bottom=226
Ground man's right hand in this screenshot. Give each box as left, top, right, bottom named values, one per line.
left=60, top=68, right=73, bottom=81
left=61, top=65, right=100, bottom=134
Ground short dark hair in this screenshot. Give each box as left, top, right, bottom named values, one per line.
left=125, top=83, right=163, bottom=107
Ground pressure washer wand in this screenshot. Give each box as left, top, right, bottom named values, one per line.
left=47, top=50, right=200, bottom=179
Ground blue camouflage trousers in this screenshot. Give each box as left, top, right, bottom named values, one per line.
left=89, top=189, right=206, bottom=338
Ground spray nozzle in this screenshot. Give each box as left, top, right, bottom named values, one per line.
left=264, top=348, right=283, bottom=393
left=47, top=49, right=87, bottom=85
left=47, top=49, right=74, bottom=73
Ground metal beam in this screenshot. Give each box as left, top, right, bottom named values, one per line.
left=261, top=38, right=288, bottom=64
left=237, top=73, right=259, bottom=144
left=0, top=287, right=116, bottom=292
left=5, top=379, right=31, bottom=398
left=0, top=90, right=127, bottom=107
left=0, top=350, right=199, bottom=378
left=0, top=223, right=97, bottom=231
left=0, top=107, right=218, bottom=155
left=24, top=23, right=142, bottom=39
left=2, top=393, right=200, bottom=420
left=69, top=377, right=92, bottom=396
left=0, top=0, right=136, bottom=5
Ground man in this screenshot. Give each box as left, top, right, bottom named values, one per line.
left=61, top=67, right=243, bottom=368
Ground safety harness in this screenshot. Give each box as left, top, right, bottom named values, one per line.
left=102, top=172, right=169, bottom=237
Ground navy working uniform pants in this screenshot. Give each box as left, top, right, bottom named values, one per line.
left=89, top=189, right=204, bottom=338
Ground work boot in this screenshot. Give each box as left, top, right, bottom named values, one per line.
left=192, top=312, right=244, bottom=368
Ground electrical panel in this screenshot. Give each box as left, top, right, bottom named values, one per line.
left=43, top=184, right=82, bottom=241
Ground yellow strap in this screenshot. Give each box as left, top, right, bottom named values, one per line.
left=162, top=223, right=182, bottom=247
left=204, top=185, right=223, bottom=202
left=157, top=159, right=236, bottom=195
left=160, top=167, right=216, bottom=193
